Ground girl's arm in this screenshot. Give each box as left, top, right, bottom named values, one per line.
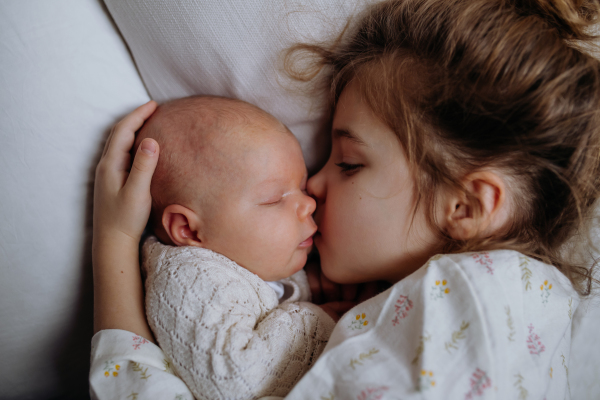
left=90, top=102, right=195, bottom=398
left=92, top=100, right=158, bottom=342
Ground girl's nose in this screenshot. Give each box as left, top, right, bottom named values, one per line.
left=297, top=194, right=317, bottom=220
left=307, top=168, right=326, bottom=204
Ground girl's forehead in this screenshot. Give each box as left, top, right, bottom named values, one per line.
left=333, top=86, right=401, bottom=149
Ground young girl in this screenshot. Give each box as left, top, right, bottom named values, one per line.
left=90, top=0, right=600, bottom=399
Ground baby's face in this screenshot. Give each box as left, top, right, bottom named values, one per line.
left=200, top=128, right=317, bottom=281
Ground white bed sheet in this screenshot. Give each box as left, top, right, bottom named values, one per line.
left=0, top=1, right=149, bottom=399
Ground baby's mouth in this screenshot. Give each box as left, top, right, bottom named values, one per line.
left=299, top=228, right=317, bottom=248
left=299, top=236, right=313, bottom=248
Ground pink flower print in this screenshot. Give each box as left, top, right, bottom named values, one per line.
left=472, top=253, right=494, bottom=275
left=132, top=335, right=149, bottom=350
left=357, top=386, right=389, bottom=400
left=526, top=324, right=545, bottom=355
left=465, top=368, right=492, bottom=399
left=392, top=295, right=414, bottom=326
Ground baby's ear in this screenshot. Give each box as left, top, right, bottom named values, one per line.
left=162, top=204, right=204, bottom=247
left=439, top=171, right=509, bottom=240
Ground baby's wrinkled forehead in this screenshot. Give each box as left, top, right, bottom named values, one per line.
left=147, top=96, right=299, bottom=202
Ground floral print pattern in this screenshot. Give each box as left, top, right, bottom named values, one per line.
left=526, top=324, right=545, bottom=355
left=103, top=360, right=120, bottom=377
left=472, top=253, right=494, bottom=275
left=357, top=386, right=389, bottom=400
left=418, top=370, right=436, bottom=391
left=431, top=280, right=450, bottom=300
left=465, top=368, right=492, bottom=399
left=132, top=335, right=149, bottom=350
left=540, top=281, right=552, bottom=304
left=349, top=313, right=369, bottom=330
left=392, top=295, right=413, bottom=325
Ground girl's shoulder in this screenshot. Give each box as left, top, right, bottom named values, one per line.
left=419, top=249, right=576, bottom=298
left=399, top=250, right=579, bottom=330
left=306, top=250, right=577, bottom=400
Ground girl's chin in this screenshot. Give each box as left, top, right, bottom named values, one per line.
left=320, top=260, right=353, bottom=284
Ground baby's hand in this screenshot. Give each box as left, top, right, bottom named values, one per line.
left=93, top=101, right=159, bottom=245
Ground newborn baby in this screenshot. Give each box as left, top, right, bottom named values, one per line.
left=136, top=96, right=335, bottom=400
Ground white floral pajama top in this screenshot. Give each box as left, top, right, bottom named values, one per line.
left=90, top=250, right=578, bottom=400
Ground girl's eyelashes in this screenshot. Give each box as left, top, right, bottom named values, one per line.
left=335, top=162, right=363, bottom=175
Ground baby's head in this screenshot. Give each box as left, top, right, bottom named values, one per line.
left=136, top=96, right=317, bottom=281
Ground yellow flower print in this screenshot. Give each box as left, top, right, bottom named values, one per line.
left=431, top=280, right=451, bottom=300
left=541, top=280, right=552, bottom=304
left=419, top=370, right=435, bottom=391
left=349, top=313, right=369, bottom=330
left=103, top=360, right=119, bottom=378
left=362, top=313, right=366, bottom=319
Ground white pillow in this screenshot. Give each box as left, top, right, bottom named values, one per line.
left=103, top=0, right=376, bottom=172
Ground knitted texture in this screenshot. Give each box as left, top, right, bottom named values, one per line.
left=142, top=237, right=335, bottom=400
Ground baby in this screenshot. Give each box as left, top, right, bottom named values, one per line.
left=135, top=96, right=336, bottom=400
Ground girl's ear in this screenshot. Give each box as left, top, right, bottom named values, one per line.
left=161, top=204, right=204, bottom=247
left=441, top=171, right=509, bottom=240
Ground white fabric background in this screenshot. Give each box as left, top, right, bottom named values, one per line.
left=103, top=0, right=375, bottom=173
left=0, top=1, right=149, bottom=399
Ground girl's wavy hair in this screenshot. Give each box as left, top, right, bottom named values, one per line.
left=286, top=0, right=600, bottom=295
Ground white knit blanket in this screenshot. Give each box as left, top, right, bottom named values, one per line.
left=141, top=236, right=335, bottom=400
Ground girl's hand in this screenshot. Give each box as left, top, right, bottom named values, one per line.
left=318, top=301, right=357, bottom=322
left=93, top=100, right=159, bottom=245
left=92, top=100, right=159, bottom=341
left=306, top=260, right=380, bottom=305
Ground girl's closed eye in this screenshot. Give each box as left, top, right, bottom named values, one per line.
left=335, top=162, right=363, bottom=175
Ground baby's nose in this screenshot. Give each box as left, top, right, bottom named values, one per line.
left=298, top=194, right=317, bottom=219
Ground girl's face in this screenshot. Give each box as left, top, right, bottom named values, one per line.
left=308, top=84, right=439, bottom=284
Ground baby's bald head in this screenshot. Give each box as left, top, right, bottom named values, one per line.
left=135, top=96, right=292, bottom=240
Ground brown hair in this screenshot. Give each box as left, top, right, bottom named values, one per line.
left=286, top=0, right=600, bottom=295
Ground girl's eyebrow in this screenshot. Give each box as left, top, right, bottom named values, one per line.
left=333, top=128, right=367, bottom=146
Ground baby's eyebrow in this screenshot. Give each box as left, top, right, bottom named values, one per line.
left=333, top=128, right=367, bottom=146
